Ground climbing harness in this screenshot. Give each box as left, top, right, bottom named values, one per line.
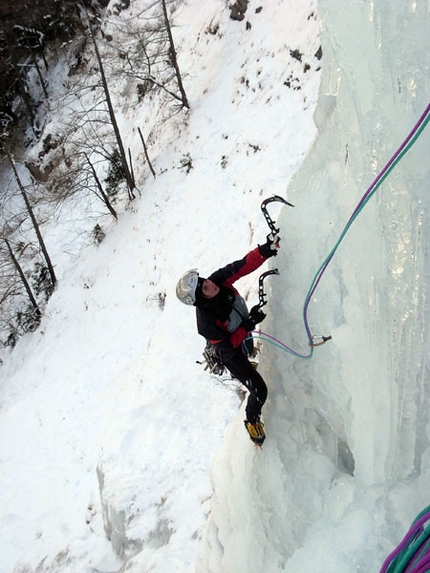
left=196, top=341, right=226, bottom=376
left=379, top=505, right=430, bottom=573
left=197, top=269, right=280, bottom=375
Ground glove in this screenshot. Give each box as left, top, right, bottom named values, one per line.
left=249, top=305, right=266, bottom=324
left=242, top=306, right=266, bottom=332
left=242, top=317, right=256, bottom=332
left=258, top=234, right=280, bottom=258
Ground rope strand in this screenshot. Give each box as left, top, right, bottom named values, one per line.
left=258, top=103, right=430, bottom=359
left=303, top=103, right=430, bottom=347
left=379, top=506, right=430, bottom=573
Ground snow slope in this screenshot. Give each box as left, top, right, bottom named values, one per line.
left=1, top=0, right=429, bottom=572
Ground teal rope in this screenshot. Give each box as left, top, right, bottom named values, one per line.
left=380, top=505, right=430, bottom=573
left=303, top=103, right=430, bottom=350
left=250, top=332, right=314, bottom=359
left=259, top=103, right=430, bottom=360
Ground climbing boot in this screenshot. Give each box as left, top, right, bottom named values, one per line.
left=244, top=420, right=266, bottom=446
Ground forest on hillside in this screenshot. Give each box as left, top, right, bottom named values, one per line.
left=0, top=0, right=189, bottom=352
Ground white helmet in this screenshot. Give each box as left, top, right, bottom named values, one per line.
left=176, top=269, right=199, bottom=305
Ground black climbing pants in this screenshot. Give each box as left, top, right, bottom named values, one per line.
left=224, top=350, right=268, bottom=423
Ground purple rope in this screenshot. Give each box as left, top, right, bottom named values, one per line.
left=407, top=553, right=430, bottom=573
left=303, top=103, right=430, bottom=345
left=352, top=103, right=430, bottom=217
left=404, top=543, right=430, bottom=573
left=380, top=510, right=430, bottom=573
left=254, top=330, right=311, bottom=359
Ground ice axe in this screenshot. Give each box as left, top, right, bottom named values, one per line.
left=261, top=195, right=294, bottom=239
left=257, top=269, right=279, bottom=310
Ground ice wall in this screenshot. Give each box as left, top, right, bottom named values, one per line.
left=281, top=0, right=430, bottom=485
left=274, top=0, right=430, bottom=565
left=199, top=1, right=430, bottom=571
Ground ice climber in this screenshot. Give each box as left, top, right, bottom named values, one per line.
left=176, top=234, right=280, bottom=445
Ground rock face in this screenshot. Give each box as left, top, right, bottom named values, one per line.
left=229, top=0, right=249, bottom=21
left=96, top=461, right=143, bottom=561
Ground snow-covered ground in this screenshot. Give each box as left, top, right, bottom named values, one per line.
left=1, top=0, right=429, bottom=572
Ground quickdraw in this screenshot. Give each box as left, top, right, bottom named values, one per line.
left=309, top=335, right=332, bottom=347
left=196, top=341, right=226, bottom=376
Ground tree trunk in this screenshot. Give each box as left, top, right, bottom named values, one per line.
left=138, top=127, right=156, bottom=179
left=4, top=33, right=35, bottom=127
left=23, top=27, right=49, bottom=101
left=161, top=0, right=190, bottom=109
left=84, top=153, right=118, bottom=220
left=88, top=19, right=136, bottom=200
left=30, top=49, right=49, bottom=102
left=9, top=155, right=57, bottom=286
left=4, top=237, right=41, bottom=318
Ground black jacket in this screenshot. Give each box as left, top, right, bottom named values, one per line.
left=195, top=246, right=268, bottom=359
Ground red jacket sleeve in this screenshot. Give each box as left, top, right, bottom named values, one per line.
left=208, top=246, right=267, bottom=288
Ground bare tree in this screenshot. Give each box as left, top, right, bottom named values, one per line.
left=160, top=0, right=189, bottom=109
left=1, top=31, right=36, bottom=128
left=87, top=16, right=136, bottom=199
left=84, top=152, right=118, bottom=219
left=3, top=237, right=40, bottom=316
left=8, top=154, right=57, bottom=287
left=0, top=227, right=43, bottom=346
left=138, top=127, right=156, bottom=179
left=104, top=1, right=189, bottom=109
